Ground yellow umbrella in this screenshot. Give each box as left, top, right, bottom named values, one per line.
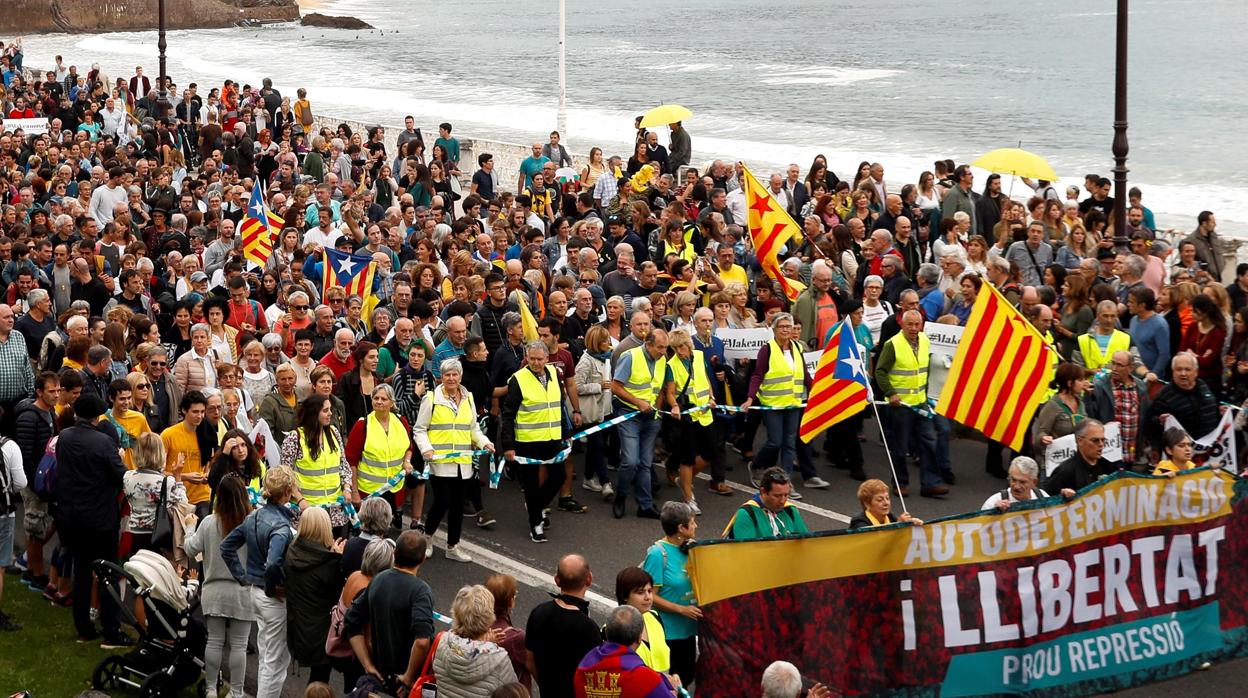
left=638, top=104, right=693, bottom=128
left=971, top=148, right=1059, bottom=181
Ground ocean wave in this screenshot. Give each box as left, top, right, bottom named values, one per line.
left=638, top=63, right=722, bottom=73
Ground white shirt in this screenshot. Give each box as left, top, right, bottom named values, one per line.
left=89, top=183, right=128, bottom=225
left=726, top=188, right=747, bottom=226
left=303, top=226, right=343, bottom=250
left=1, top=438, right=26, bottom=520
left=981, top=487, right=1049, bottom=511
left=100, top=107, right=126, bottom=139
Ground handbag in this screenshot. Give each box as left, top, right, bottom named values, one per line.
left=407, top=631, right=444, bottom=698
left=325, top=594, right=354, bottom=658
left=150, top=476, right=174, bottom=551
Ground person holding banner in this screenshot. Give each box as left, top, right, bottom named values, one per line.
left=1146, top=352, right=1222, bottom=452
left=979, top=457, right=1048, bottom=511
left=611, top=329, right=670, bottom=520
left=742, top=314, right=809, bottom=488
left=500, top=341, right=572, bottom=542
left=1086, top=350, right=1150, bottom=468
left=874, top=310, right=946, bottom=497
left=1153, top=428, right=1197, bottom=476
left=661, top=328, right=720, bottom=514
left=413, top=359, right=493, bottom=562
left=1040, top=419, right=1119, bottom=498
left=847, top=479, right=921, bottom=529
left=1032, top=363, right=1092, bottom=461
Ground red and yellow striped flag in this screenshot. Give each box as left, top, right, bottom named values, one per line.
left=800, top=319, right=869, bottom=443
left=742, top=165, right=801, bottom=301
left=935, top=280, right=1057, bottom=450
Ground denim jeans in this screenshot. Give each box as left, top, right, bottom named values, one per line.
left=885, top=405, right=943, bottom=488
left=754, top=408, right=801, bottom=474
left=933, top=415, right=954, bottom=476
left=616, top=409, right=661, bottom=509
left=205, top=615, right=253, bottom=698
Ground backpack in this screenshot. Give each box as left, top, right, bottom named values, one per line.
left=0, top=437, right=14, bottom=515
left=32, top=436, right=59, bottom=502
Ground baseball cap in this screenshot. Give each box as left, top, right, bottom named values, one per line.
left=190, top=271, right=209, bottom=283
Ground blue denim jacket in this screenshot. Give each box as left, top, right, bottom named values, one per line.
left=220, top=501, right=295, bottom=594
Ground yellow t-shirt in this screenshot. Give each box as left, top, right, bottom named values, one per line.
left=706, top=262, right=749, bottom=305
left=161, top=422, right=207, bottom=504
left=107, top=409, right=151, bottom=470
left=1153, top=459, right=1195, bottom=476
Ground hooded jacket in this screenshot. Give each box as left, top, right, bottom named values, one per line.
left=282, top=536, right=344, bottom=666
left=432, top=631, right=518, bottom=698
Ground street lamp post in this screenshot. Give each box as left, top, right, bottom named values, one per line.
left=557, top=0, right=567, bottom=136
left=156, top=0, right=170, bottom=119
left=1111, top=0, right=1129, bottom=249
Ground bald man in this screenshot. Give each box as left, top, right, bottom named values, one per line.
left=431, top=316, right=468, bottom=380
left=525, top=554, right=602, bottom=698
left=69, top=257, right=110, bottom=316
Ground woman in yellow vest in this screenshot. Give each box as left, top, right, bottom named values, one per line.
left=741, top=313, right=809, bottom=481
left=413, top=358, right=493, bottom=562
left=614, top=567, right=677, bottom=685
left=662, top=328, right=719, bottom=514
left=345, top=384, right=413, bottom=532
left=280, top=393, right=352, bottom=533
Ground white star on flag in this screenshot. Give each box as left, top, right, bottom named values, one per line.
left=840, top=355, right=864, bottom=378
left=250, top=202, right=265, bottom=218
left=336, top=255, right=357, bottom=276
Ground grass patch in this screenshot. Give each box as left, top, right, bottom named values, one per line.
left=0, top=574, right=110, bottom=696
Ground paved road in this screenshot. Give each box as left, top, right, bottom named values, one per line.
left=273, top=415, right=1246, bottom=696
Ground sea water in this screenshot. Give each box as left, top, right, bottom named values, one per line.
left=18, top=0, right=1248, bottom=231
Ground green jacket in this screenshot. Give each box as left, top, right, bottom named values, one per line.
left=723, top=497, right=809, bottom=540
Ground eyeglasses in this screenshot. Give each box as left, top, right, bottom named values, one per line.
left=291, top=304, right=308, bottom=310
left=579, top=277, right=594, bottom=283
left=135, top=383, right=150, bottom=389
left=148, top=361, right=167, bottom=367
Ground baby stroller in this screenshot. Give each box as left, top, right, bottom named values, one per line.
left=91, top=552, right=208, bottom=697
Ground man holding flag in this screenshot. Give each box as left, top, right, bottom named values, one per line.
left=239, top=180, right=281, bottom=270
left=875, top=310, right=947, bottom=498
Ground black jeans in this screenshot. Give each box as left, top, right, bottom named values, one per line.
left=512, top=441, right=566, bottom=528
left=424, top=475, right=467, bottom=547
left=67, top=525, right=121, bottom=638
left=668, top=636, right=697, bottom=687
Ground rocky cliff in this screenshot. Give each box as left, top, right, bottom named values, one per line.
left=3, top=0, right=300, bottom=35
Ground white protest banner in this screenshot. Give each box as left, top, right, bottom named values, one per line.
left=924, top=323, right=963, bottom=399
left=717, top=327, right=773, bottom=361
left=804, top=350, right=822, bottom=377
left=925, top=323, right=964, bottom=364
left=249, top=418, right=282, bottom=473
left=1164, top=411, right=1238, bottom=472
left=0, top=117, right=49, bottom=135
left=1044, top=421, right=1123, bottom=476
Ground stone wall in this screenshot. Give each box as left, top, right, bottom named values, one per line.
left=308, top=113, right=591, bottom=195
left=3, top=0, right=299, bottom=35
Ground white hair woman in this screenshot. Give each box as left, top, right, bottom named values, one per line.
left=412, top=358, right=494, bottom=562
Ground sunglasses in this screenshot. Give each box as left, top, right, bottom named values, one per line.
left=291, top=305, right=308, bottom=310
left=579, top=278, right=594, bottom=283
left=148, top=361, right=167, bottom=367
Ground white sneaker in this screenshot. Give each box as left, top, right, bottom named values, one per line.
left=446, top=546, right=473, bottom=563
left=602, top=482, right=616, bottom=500
left=425, top=540, right=434, bottom=561
left=687, top=499, right=701, bottom=515
left=789, top=489, right=804, bottom=500
left=582, top=477, right=603, bottom=493
left=805, top=477, right=831, bottom=489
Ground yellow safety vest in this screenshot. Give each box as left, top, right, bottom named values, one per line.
left=513, top=365, right=563, bottom=443
left=358, top=413, right=411, bottom=495
left=1076, top=329, right=1130, bottom=372
left=668, top=351, right=713, bottom=426
left=758, top=340, right=805, bottom=408
left=620, top=346, right=668, bottom=409
left=636, top=610, right=671, bottom=673
left=295, top=428, right=342, bottom=505
left=427, top=391, right=477, bottom=467
left=887, top=332, right=930, bottom=407
left=1040, top=330, right=1059, bottom=404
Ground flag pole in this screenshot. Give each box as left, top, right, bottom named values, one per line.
left=868, top=398, right=909, bottom=515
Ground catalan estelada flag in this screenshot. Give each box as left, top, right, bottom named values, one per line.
left=323, top=248, right=377, bottom=301
left=935, top=279, right=1057, bottom=451
left=240, top=181, right=282, bottom=268
left=742, top=164, right=801, bottom=301
left=800, top=319, right=870, bottom=443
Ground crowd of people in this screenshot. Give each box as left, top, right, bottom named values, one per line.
left=0, top=45, right=1243, bottom=697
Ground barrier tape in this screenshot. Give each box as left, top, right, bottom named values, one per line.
left=509, top=410, right=641, bottom=466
